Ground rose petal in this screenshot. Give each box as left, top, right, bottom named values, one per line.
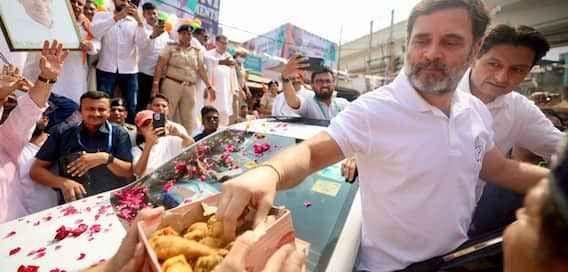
left=71, top=224, right=88, bottom=237
left=17, top=265, right=39, bottom=272
left=9, top=247, right=21, bottom=256
left=34, top=251, right=46, bottom=259
left=3, top=231, right=16, bottom=239
left=77, top=252, right=86, bottom=260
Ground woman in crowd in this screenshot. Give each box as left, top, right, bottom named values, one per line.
left=152, top=24, right=215, bottom=135
left=131, top=110, right=194, bottom=177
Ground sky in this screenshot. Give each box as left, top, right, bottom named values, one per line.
left=219, top=0, right=421, bottom=44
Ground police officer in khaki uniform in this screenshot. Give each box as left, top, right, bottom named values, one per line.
left=152, top=24, right=215, bottom=134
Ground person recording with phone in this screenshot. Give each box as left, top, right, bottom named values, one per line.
left=92, top=0, right=147, bottom=123
left=30, top=91, right=134, bottom=203
left=137, top=2, right=171, bottom=111
left=131, top=110, right=194, bottom=177
left=281, top=55, right=349, bottom=121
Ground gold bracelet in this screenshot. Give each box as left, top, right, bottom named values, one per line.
left=258, top=164, right=281, bottom=186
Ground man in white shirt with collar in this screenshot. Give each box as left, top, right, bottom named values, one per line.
left=460, top=24, right=564, bottom=237
left=271, top=73, right=313, bottom=117
left=215, top=0, right=550, bottom=271
left=137, top=2, right=170, bottom=111
left=92, top=0, right=146, bottom=122
left=281, top=63, right=349, bottom=120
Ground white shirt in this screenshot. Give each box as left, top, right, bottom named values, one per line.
left=272, top=87, right=313, bottom=117
left=132, top=135, right=184, bottom=176
left=204, top=49, right=240, bottom=116
left=18, top=142, right=58, bottom=214
left=459, top=69, right=563, bottom=159
left=294, top=91, right=350, bottom=120
left=23, top=25, right=98, bottom=104
left=139, top=24, right=171, bottom=76
left=327, top=72, right=495, bottom=271
left=167, top=120, right=190, bottom=138
left=459, top=69, right=563, bottom=201
left=92, top=12, right=147, bottom=74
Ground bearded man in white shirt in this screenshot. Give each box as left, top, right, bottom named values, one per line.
left=462, top=24, right=564, bottom=237
left=92, top=0, right=146, bottom=123
left=215, top=0, right=551, bottom=271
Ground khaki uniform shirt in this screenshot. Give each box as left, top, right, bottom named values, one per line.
left=160, top=43, right=204, bottom=84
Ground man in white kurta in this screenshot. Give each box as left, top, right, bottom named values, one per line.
left=204, top=35, right=239, bottom=127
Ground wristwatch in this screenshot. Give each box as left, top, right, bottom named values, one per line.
left=106, top=153, right=114, bottom=165
left=38, top=75, right=57, bottom=84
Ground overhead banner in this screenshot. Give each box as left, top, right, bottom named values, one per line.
left=141, top=0, right=220, bottom=36
left=243, top=23, right=337, bottom=69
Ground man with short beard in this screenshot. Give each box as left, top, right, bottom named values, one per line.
left=281, top=65, right=348, bottom=120
left=215, top=0, right=550, bottom=270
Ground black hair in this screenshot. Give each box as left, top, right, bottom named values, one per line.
left=200, top=105, right=218, bottom=118
left=80, top=91, right=110, bottom=108
left=110, top=98, right=126, bottom=108
left=268, top=80, right=279, bottom=88
left=216, top=35, right=227, bottom=42
left=193, top=28, right=207, bottom=35
left=310, top=67, right=335, bottom=84
left=150, top=94, right=169, bottom=105
left=407, top=0, right=490, bottom=42
left=141, top=2, right=156, bottom=11
left=177, top=24, right=193, bottom=33
left=478, top=24, right=550, bottom=67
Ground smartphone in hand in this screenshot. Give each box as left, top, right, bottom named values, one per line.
left=299, top=56, right=325, bottom=71
left=153, top=112, right=166, bottom=136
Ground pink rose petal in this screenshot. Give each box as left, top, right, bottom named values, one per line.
left=77, top=253, right=86, bottom=260
left=3, top=231, right=16, bottom=239
left=71, top=224, right=88, bottom=237
left=34, top=251, right=46, bottom=259
left=9, top=247, right=21, bottom=256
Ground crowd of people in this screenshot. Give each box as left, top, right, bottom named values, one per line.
left=1, top=0, right=568, bottom=271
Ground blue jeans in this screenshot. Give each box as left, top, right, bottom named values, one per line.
left=96, top=69, right=138, bottom=122
left=469, top=183, right=523, bottom=237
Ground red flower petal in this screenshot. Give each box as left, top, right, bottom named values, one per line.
left=61, top=206, right=78, bottom=216
left=3, top=231, right=16, bottom=239
left=71, top=224, right=88, bottom=237
left=89, top=224, right=101, bottom=234
left=34, top=251, right=46, bottom=259
left=9, top=247, right=21, bottom=256
left=54, top=226, right=69, bottom=241
left=17, top=265, right=39, bottom=272
left=77, top=252, right=86, bottom=260
left=49, top=269, right=66, bottom=272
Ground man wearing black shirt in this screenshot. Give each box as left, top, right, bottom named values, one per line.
left=194, top=106, right=219, bottom=142
left=31, top=91, right=133, bottom=202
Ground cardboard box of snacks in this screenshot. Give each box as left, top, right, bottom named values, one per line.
left=138, top=193, right=308, bottom=272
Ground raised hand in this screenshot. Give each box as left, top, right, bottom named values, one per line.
left=39, top=40, right=69, bottom=81
left=282, top=54, right=309, bottom=80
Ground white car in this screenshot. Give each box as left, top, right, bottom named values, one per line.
left=0, top=118, right=362, bottom=272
